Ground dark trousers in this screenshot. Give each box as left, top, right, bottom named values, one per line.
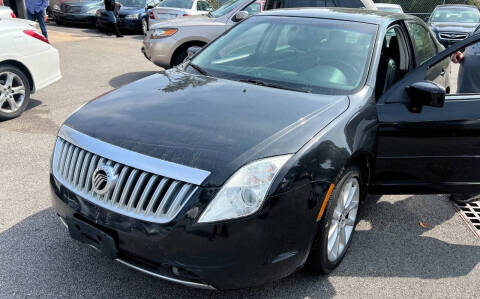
left=27, top=10, right=48, bottom=40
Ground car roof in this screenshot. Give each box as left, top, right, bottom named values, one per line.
left=434, top=4, right=479, bottom=9
left=375, top=3, right=401, bottom=8
left=259, top=7, right=418, bottom=25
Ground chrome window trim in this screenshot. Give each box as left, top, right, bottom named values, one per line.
left=58, top=125, right=211, bottom=186
left=446, top=94, right=480, bottom=101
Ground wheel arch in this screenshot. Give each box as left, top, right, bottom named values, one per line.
left=0, top=60, right=35, bottom=92
left=170, top=40, right=208, bottom=67
left=342, top=152, right=374, bottom=199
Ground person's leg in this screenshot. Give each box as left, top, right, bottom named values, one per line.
left=27, top=11, right=35, bottom=21
left=35, top=10, right=48, bottom=40
left=113, top=21, right=123, bottom=38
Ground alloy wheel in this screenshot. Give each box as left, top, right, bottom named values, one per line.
left=327, top=176, right=359, bottom=262
left=0, top=72, right=26, bottom=114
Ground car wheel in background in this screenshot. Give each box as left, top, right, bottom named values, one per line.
left=171, top=49, right=189, bottom=67
left=306, top=166, right=363, bottom=273
left=142, top=18, right=148, bottom=35
left=0, top=65, right=31, bottom=121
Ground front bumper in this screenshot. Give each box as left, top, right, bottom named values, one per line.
left=96, top=16, right=142, bottom=31
left=51, top=173, right=317, bottom=289
left=142, top=35, right=179, bottom=68
left=53, top=11, right=96, bottom=25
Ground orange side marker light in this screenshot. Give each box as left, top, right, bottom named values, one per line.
left=316, top=184, right=335, bottom=221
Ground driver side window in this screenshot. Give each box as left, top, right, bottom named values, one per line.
left=375, top=26, right=410, bottom=98
left=243, top=1, right=262, bottom=15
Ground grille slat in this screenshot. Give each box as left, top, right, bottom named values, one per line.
left=52, top=138, right=199, bottom=223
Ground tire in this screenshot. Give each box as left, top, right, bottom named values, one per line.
left=306, top=166, right=363, bottom=273
left=450, top=194, right=480, bottom=204
left=0, top=65, right=31, bottom=121
left=142, top=18, right=148, bottom=36
left=171, top=49, right=189, bottom=68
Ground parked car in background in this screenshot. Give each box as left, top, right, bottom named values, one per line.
left=264, top=0, right=376, bottom=10
left=428, top=4, right=480, bottom=48
left=96, top=0, right=159, bottom=35
left=142, top=0, right=264, bottom=68
left=148, top=0, right=213, bottom=29
left=0, top=19, right=61, bottom=120
left=52, top=7, right=480, bottom=290
left=0, top=4, right=16, bottom=18
left=375, top=3, right=403, bottom=13
left=51, top=0, right=104, bottom=26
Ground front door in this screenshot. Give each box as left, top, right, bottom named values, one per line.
left=371, top=31, right=480, bottom=194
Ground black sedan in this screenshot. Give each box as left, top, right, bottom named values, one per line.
left=50, top=8, right=480, bottom=289
left=96, top=0, right=157, bottom=35
left=51, top=0, right=104, bottom=26
left=428, top=4, right=480, bottom=47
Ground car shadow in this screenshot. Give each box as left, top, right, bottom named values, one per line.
left=0, top=195, right=477, bottom=297
left=26, top=99, right=42, bottom=112
left=109, top=71, right=160, bottom=88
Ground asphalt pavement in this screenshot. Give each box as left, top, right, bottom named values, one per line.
left=0, top=24, right=479, bottom=298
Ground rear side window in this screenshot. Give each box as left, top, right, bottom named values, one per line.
left=265, top=0, right=327, bottom=10
left=334, top=0, right=364, bottom=8
left=407, top=22, right=437, bottom=66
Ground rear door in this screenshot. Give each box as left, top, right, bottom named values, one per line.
left=371, top=28, right=480, bottom=194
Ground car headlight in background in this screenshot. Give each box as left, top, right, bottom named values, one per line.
left=87, top=8, right=100, bottom=14
left=198, top=155, right=292, bottom=223
left=150, top=28, right=178, bottom=39
left=125, top=14, right=139, bottom=19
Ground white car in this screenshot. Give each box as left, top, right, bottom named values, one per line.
left=0, top=19, right=61, bottom=120
left=0, top=5, right=16, bottom=19
left=148, top=0, right=212, bottom=28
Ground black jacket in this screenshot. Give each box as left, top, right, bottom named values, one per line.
left=104, top=0, right=115, bottom=11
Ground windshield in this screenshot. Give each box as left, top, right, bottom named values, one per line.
left=117, top=0, right=146, bottom=7
left=191, top=16, right=377, bottom=94
left=158, top=0, right=194, bottom=9
left=210, top=0, right=245, bottom=18
left=377, top=6, right=402, bottom=13
left=431, top=7, right=480, bottom=23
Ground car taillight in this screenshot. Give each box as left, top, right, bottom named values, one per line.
left=182, top=13, right=190, bottom=16
left=23, top=30, right=49, bottom=44
left=149, top=11, right=155, bottom=19
left=10, top=12, right=16, bottom=18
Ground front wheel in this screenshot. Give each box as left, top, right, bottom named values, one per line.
left=307, top=166, right=362, bottom=273
left=142, top=18, right=148, bottom=35
left=0, top=65, right=31, bottom=121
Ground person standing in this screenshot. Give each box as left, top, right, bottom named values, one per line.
left=26, top=0, right=48, bottom=40
left=104, top=0, right=123, bottom=38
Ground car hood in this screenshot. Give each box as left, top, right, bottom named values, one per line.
left=150, top=15, right=216, bottom=29
left=64, top=70, right=349, bottom=187
left=430, top=22, right=479, bottom=33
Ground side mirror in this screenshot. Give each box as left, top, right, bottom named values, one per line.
left=187, top=46, right=202, bottom=58
left=234, top=11, right=249, bottom=22
left=406, top=81, right=445, bottom=113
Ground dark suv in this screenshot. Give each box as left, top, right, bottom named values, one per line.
left=428, top=4, right=480, bottom=47
left=264, top=0, right=376, bottom=10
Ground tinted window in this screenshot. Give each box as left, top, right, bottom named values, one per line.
left=210, top=0, right=245, bottom=18
left=431, top=7, right=480, bottom=23
left=191, top=16, right=377, bottom=94
left=265, top=0, right=327, bottom=10
left=408, top=23, right=437, bottom=66
left=334, top=0, right=364, bottom=8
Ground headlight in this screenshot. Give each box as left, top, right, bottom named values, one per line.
left=87, top=8, right=98, bottom=14
left=53, top=4, right=60, bottom=10
left=198, top=155, right=292, bottom=223
left=125, top=14, right=139, bottom=19
left=150, top=28, right=178, bottom=39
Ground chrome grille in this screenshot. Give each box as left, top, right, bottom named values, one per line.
left=52, top=137, right=198, bottom=223
left=439, top=32, right=468, bottom=40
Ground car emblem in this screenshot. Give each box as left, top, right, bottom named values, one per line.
left=92, top=165, right=117, bottom=195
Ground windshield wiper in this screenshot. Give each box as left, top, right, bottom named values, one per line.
left=189, top=63, right=208, bottom=76
left=239, top=79, right=308, bottom=92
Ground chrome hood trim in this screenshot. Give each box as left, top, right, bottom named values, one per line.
left=58, top=125, right=211, bottom=185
